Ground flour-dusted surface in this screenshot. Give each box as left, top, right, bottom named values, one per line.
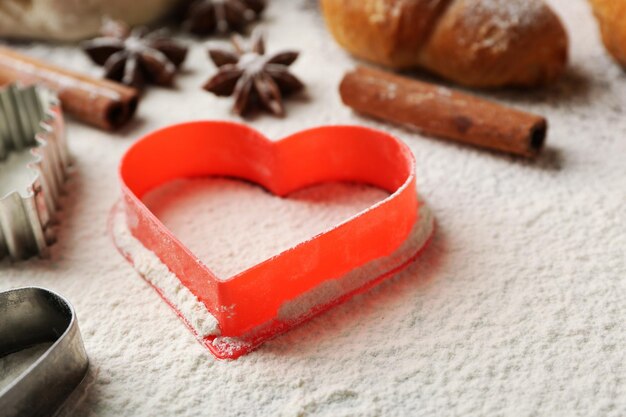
left=110, top=203, right=220, bottom=338
left=142, top=179, right=391, bottom=278
left=1, top=0, right=625, bottom=416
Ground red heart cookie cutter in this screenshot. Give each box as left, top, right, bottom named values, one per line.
left=112, top=122, right=434, bottom=359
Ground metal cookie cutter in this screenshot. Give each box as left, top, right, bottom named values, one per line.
left=113, top=122, right=435, bottom=359
left=0, top=287, right=89, bottom=417
left=0, top=84, right=71, bottom=261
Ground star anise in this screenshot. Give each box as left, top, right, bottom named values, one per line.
left=204, top=31, right=304, bottom=117
left=184, top=0, right=266, bottom=36
left=82, top=19, right=188, bottom=89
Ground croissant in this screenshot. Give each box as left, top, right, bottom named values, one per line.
left=321, top=0, right=569, bottom=88
left=590, top=0, right=626, bottom=69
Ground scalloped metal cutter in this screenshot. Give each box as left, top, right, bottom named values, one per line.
left=0, top=84, right=71, bottom=260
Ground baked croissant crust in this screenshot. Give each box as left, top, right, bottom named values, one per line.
left=321, top=0, right=569, bottom=88
left=590, top=0, right=626, bottom=69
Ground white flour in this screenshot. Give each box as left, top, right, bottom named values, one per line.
left=110, top=202, right=220, bottom=338
left=277, top=200, right=434, bottom=321
left=141, top=179, right=392, bottom=278
left=1, top=0, right=625, bottom=416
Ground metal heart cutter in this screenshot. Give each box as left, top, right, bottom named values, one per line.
left=0, top=287, right=89, bottom=417
left=112, top=122, right=435, bottom=359
left=0, top=84, right=71, bottom=261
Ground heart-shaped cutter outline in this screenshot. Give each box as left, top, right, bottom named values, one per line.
left=113, top=121, right=434, bottom=359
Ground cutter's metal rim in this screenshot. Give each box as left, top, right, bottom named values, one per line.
left=0, top=286, right=89, bottom=417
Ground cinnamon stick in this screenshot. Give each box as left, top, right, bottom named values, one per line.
left=0, top=46, right=139, bottom=130
left=340, top=66, right=547, bottom=158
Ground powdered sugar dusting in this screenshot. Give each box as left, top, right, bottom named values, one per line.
left=364, top=0, right=402, bottom=24
left=463, top=0, right=545, bottom=28
left=459, top=0, right=547, bottom=52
